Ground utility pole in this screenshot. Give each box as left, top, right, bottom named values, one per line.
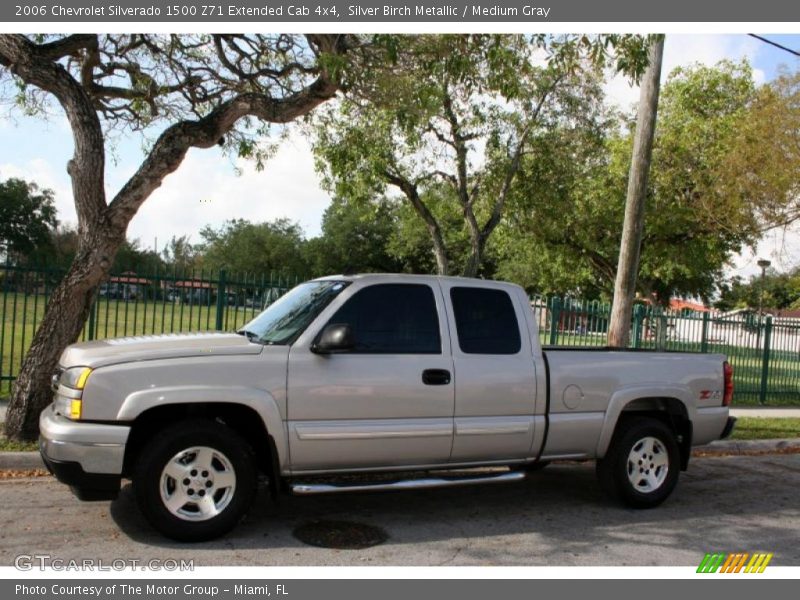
left=607, top=35, right=665, bottom=348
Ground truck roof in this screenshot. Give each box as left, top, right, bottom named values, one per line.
left=312, top=273, right=522, bottom=289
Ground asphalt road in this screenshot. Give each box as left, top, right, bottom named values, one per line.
left=1, top=453, right=798, bottom=567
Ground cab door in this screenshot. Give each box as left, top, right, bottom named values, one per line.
left=286, top=280, right=454, bottom=472
left=439, top=282, right=538, bottom=462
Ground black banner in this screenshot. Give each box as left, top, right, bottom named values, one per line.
left=4, top=0, right=800, bottom=22
left=3, top=579, right=798, bottom=600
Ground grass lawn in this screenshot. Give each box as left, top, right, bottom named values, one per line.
left=729, top=417, right=800, bottom=440
left=0, top=422, right=38, bottom=452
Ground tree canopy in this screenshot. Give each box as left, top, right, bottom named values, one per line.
left=198, top=218, right=309, bottom=275
left=0, top=176, right=57, bottom=261
left=304, top=196, right=404, bottom=275
left=314, top=34, right=652, bottom=277
left=716, top=268, right=800, bottom=312
left=495, top=60, right=799, bottom=303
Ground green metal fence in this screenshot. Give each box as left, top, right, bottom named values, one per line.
left=531, top=295, right=800, bottom=405
left=1, top=262, right=303, bottom=394
left=2, top=263, right=799, bottom=406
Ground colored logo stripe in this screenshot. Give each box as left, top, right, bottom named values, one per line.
left=697, top=552, right=773, bottom=573
left=720, top=553, right=749, bottom=573
left=745, top=553, right=773, bottom=573
left=697, top=553, right=726, bottom=573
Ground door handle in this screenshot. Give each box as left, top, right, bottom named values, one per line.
left=422, top=369, right=451, bottom=385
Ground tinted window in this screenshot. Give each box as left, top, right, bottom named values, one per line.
left=327, top=284, right=441, bottom=354
left=450, top=287, right=521, bottom=354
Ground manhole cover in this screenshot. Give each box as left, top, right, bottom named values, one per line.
left=293, top=520, right=388, bottom=549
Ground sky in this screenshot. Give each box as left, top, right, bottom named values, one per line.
left=1, top=33, right=799, bottom=280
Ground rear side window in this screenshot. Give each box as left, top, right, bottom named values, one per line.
left=450, top=287, right=521, bottom=354
left=327, top=283, right=441, bottom=354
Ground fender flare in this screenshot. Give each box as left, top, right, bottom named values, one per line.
left=117, top=385, right=288, bottom=469
left=595, top=384, right=695, bottom=458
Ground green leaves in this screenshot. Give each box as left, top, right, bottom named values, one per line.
left=198, top=219, right=308, bottom=276
left=313, top=34, right=638, bottom=276
left=496, top=58, right=789, bottom=302
left=0, top=177, right=58, bottom=260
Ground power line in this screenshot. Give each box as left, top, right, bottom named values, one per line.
left=747, top=34, right=800, bottom=58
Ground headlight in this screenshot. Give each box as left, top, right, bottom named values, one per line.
left=54, top=367, right=92, bottom=420
left=53, top=392, right=83, bottom=420
left=61, top=366, right=92, bottom=390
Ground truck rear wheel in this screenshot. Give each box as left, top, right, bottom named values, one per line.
left=133, top=419, right=257, bottom=541
left=596, top=417, right=679, bottom=508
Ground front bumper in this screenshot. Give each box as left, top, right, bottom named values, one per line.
left=39, top=406, right=131, bottom=501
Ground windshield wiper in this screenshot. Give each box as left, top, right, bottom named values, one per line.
left=236, top=330, right=281, bottom=346
left=236, top=329, right=263, bottom=344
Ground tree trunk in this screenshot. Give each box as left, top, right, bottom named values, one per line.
left=0, top=34, right=346, bottom=441
left=414, top=201, right=449, bottom=276
left=462, top=235, right=483, bottom=278
left=4, top=235, right=122, bottom=439
left=432, top=237, right=449, bottom=276
left=384, top=170, right=450, bottom=276
left=607, top=36, right=664, bottom=348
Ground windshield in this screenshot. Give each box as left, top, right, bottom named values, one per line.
left=239, top=280, right=349, bottom=345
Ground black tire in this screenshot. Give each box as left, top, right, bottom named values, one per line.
left=596, top=417, right=680, bottom=508
left=133, top=418, right=257, bottom=542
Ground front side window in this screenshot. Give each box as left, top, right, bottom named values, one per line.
left=326, top=283, right=441, bottom=354
left=239, top=280, right=349, bottom=345
left=450, top=287, right=521, bottom=354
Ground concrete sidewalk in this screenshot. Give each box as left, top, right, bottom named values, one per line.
left=730, top=407, right=800, bottom=418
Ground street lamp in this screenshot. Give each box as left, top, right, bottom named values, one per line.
left=756, top=258, right=771, bottom=351
left=757, top=258, right=771, bottom=316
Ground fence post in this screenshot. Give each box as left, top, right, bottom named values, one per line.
left=549, top=297, right=561, bottom=346
left=214, top=269, right=227, bottom=331
left=87, top=298, right=97, bottom=341
left=632, top=304, right=644, bottom=349
left=700, top=312, right=710, bottom=353
left=759, top=315, right=773, bottom=406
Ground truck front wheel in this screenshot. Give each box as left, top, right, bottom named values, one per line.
left=596, top=417, right=680, bottom=508
left=133, top=419, right=257, bottom=541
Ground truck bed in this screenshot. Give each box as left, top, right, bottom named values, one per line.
left=539, top=347, right=729, bottom=460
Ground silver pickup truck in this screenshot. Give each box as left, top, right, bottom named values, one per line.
left=39, top=274, right=735, bottom=541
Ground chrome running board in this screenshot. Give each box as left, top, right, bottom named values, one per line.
left=291, top=470, right=526, bottom=495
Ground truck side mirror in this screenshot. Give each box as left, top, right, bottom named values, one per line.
left=311, top=323, right=355, bottom=354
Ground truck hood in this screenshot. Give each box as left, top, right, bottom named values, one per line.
left=59, top=332, right=264, bottom=369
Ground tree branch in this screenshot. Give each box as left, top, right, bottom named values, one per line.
left=0, top=34, right=106, bottom=227
left=480, top=75, right=564, bottom=240
left=383, top=168, right=449, bottom=274
left=107, top=74, right=341, bottom=231
left=39, top=34, right=97, bottom=61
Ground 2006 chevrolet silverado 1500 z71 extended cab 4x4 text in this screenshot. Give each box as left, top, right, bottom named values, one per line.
left=39, top=274, right=736, bottom=541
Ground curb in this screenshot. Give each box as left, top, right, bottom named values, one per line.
left=693, top=437, right=800, bottom=455
left=0, top=451, right=44, bottom=470
left=1, top=438, right=799, bottom=471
